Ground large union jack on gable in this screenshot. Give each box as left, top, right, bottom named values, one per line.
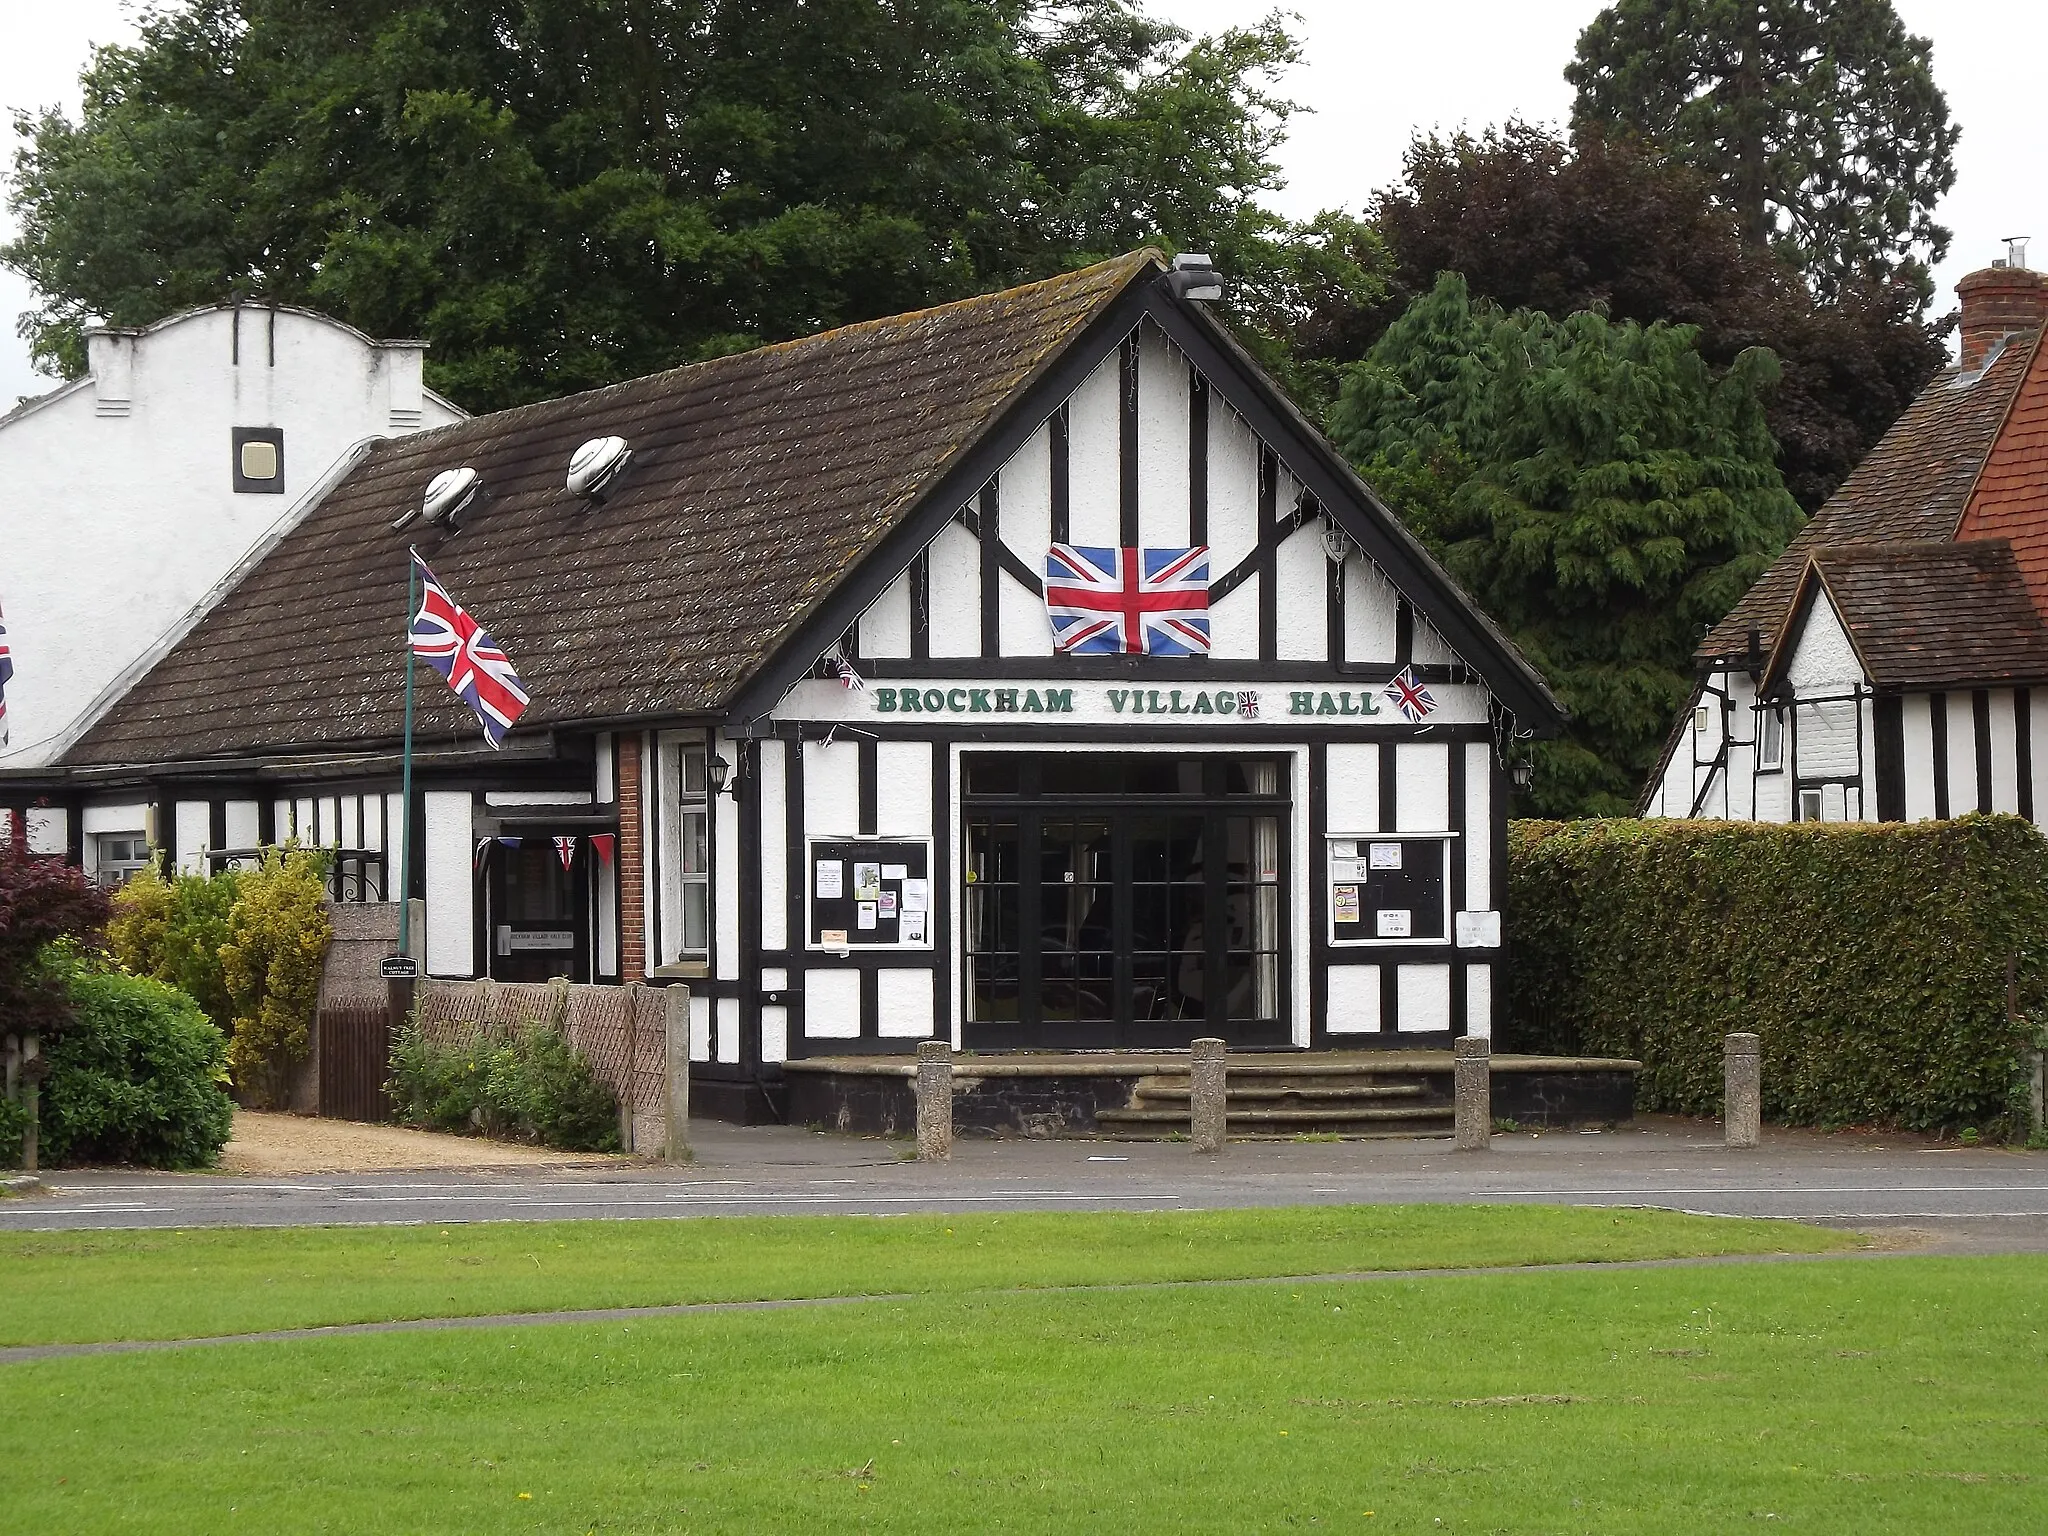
left=409, top=554, right=531, bottom=748
left=1042, top=544, right=1211, bottom=656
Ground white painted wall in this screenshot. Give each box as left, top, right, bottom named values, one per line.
left=0, top=304, right=461, bottom=766
left=422, top=789, right=475, bottom=977
left=1945, top=692, right=1978, bottom=813
left=1064, top=352, right=1121, bottom=545
left=925, top=522, right=981, bottom=657
left=1393, top=743, right=1450, bottom=831
left=759, top=741, right=789, bottom=953
left=877, top=969, right=936, bottom=1038
left=1903, top=692, right=1937, bottom=821
left=804, top=968, right=862, bottom=1038
left=1273, top=523, right=1327, bottom=661
left=1463, top=743, right=1491, bottom=910
left=1325, top=964, right=1380, bottom=1034
left=1396, top=964, right=1452, bottom=1032
left=1325, top=743, right=1380, bottom=833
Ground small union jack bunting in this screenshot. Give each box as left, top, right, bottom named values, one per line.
left=553, top=835, right=577, bottom=872
left=1383, top=665, right=1437, bottom=724
left=409, top=553, right=531, bottom=748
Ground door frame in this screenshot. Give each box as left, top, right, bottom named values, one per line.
left=959, top=748, right=1295, bottom=1050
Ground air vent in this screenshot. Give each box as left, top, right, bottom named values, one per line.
left=393, top=466, right=482, bottom=532
left=568, top=436, right=633, bottom=502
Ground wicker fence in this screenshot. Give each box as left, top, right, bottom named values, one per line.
left=415, top=977, right=673, bottom=1154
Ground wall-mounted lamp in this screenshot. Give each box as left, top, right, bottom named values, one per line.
left=1511, top=760, right=1534, bottom=793
left=706, top=754, right=732, bottom=796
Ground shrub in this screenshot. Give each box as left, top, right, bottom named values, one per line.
left=388, top=1020, right=620, bottom=1153
left=108, top=862, right=240, bottom=1033
left=218, top=849, right=332, bottom=1107
left=37, top=960, right=234, bottom=1169
left=1503, top=814, right=2048, bottom=1136
left=0, top=839, right=111, bottom=1041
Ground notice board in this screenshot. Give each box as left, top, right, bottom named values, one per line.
left=1326, top=834, right=1448, bottom=944
left=807, top=837, right=935, bottom=950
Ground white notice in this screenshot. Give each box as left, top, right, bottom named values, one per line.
left=902, top=878, right=929, bottom=913
left=1369, top=842, right=1404, bottom=870
left=857, top=901, right=878, bottom=931
left=1376, top=908, right=1412, bottom=938
left=815, top=860, right=843, bottom=899
left=1333, top=884, right=1360, bottom=924
left=853, top=862, right=883, bottom=901
left=1329, top=839, right=1358, bottom=859
left=881, top=863, right=909, bottom=881
left=1455, top=910, right=1503, bottom=949
left=901, top=911, right=927, bottom=944
left=879, top=891, right=898, bottom=917
left=821, top=928, right=849, bottom=947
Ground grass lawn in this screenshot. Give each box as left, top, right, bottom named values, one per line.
left=4, top=1254, right=2044, bottom=1533
left=0, top=1204, right=1852, bottom=1346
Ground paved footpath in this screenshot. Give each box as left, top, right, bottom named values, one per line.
left=6, top=1118, right=2047, bottom=1253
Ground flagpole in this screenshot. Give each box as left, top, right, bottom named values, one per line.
left=396, top=551, right=419, bottom=960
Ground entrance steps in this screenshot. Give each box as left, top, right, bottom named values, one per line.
left=1094, top=1060, right=1454, bottom=1140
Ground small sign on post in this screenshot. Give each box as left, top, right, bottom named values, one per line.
left=379, top=956, right=420, bottom=980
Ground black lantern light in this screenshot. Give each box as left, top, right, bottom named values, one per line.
left=1511, top=759, right=1534, bottom=793
left=705, top=754, right=732, bottom=796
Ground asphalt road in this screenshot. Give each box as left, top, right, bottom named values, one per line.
left=7, top=1119, right=2048, bottom=1252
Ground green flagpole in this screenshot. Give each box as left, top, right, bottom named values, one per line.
left=396, top=550, right=419, bottom=960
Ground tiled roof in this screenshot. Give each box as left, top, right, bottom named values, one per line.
left=1794, top=541, right=2048, bottom=689
left=67, top=254, right=1158, bottom=765
left=1956, top=325, right=2048, bottom=612
left=1699, top=329, right=2042, bottom=664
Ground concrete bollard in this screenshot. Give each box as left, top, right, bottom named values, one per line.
left=915, top=1039, right=953, bottom=1161
left=1453, top=1034, right=1491, bottom=1151
left=1190, top=1037, right=1228, bottom=1153
left=1724, top=1032, right=1761, bottom=1149
left=664, top=985, right=692, bottom=1162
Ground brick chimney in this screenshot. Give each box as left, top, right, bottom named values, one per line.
left=1959, top=261, right=2048, bottom=372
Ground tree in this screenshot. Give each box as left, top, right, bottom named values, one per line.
left=218, top=848, right=332, bottom=1109
left=4, top=0, right=1373, bottom=413
left=1567, top=0, right=1959, bottom=304
left=1330, top=274, right=1803, bottom=816
left=1365, top=122, right=1946, bottom=511
left=0, top=838, right=110, bottom=1041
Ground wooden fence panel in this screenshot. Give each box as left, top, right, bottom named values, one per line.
left=317, top=1005, right=394, bottom=1122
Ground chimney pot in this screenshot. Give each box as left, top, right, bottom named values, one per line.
left=1958, top=262, right=2048, bottom=373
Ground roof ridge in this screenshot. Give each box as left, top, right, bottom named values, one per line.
left=370, top=250, right=1167, bottom=456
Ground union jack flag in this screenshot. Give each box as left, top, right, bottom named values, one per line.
left=0, top=600, right=11, bottom=746
left=409, top=553, right=530, bottom=749
left=1042, top=544, right=1211, bottom=656
left=1383, top=665, right=1437, bottom=724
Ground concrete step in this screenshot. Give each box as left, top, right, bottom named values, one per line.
left=1132, top=1081, right=1427, bottom=1103
left=1095, top=1128, right=1454, bottom=1142
left=1097, top=1104, right=1452, bottom=1127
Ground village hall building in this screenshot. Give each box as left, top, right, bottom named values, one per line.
left=1644, top=254, right=2048, bottom=824
left=3, top=251, right=1562, bottom=1115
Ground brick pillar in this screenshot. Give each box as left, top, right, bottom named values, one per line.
left=617, top=733, right=647, bottom=983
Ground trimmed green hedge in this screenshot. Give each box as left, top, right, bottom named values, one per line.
left=1503, top=815, right=2048, bottom=1135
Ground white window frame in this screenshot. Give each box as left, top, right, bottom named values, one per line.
left=1757, top=704, right=1785, bottom=771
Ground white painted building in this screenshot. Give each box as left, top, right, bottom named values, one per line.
left=7, top=253, right=1564, bottom=1119
left=1644, top=260, right=2048, bottom=825
left=0, top=303, right=463, bottom=777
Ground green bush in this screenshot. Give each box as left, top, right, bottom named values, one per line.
left=1503, top=814, right=2048, bottom=1137
left=37, top=962, right=234, bottom=1169
left=0, top=1095, right=29, bottom=1170
left=107, top=862, right=240, bottom=1033
left=219, top=848, right=332, bottom=1108
left=388, top=1020, right=620, bottom=1153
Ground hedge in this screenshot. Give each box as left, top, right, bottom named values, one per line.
left=1501, top=814, right=2048, bottom=1135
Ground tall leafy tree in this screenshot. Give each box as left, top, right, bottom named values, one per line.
left=1567, top=0, right=1959, bottom=304
left=1330, top=274, right=1803, bottom=816
left=5, top=0, right=1369, bottom=411
left=1365, top=122, right=1947, bottom=511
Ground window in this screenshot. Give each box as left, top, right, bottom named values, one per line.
left=1757, top=706, right=1784, bottom=770
left=1797, top=789, right=1823, bottom=823
left=95, top=834, right=151, bottom=887
left=232, top=427, right=285, bottom=493
left=678, top=743, right=710, bottom=958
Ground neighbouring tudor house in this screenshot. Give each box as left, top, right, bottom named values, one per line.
left=1645, top=255, right=2048, bottom=825
left=1, top=252, right=1563, bottom=1117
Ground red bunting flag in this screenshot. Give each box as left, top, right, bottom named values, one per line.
left=590, top=833, right=616, bottom=867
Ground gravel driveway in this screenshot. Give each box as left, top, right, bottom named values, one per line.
left=215, top=1112, right=630, bottom=1175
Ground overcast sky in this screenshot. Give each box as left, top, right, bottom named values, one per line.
left=3, top=0, right=2043, bottom=405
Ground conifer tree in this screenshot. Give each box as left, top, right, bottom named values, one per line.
left=1567, top=0, right=1958, bottom=304
left=1330, top=275, right=1803, bottom=815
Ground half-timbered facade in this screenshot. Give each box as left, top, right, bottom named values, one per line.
left=3, top=252, right=1561, bottom=1117
left=1644, top=259, right=2048, bottom=826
